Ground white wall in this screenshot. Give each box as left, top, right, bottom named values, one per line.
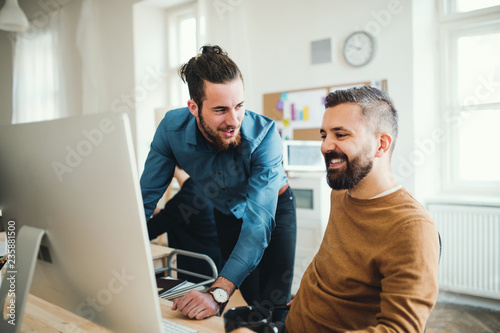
left=87, top=0, right=137, bottom=139
left=132, top=3, right=167, bottom=173
left=411, top=0, right=441, bottom=202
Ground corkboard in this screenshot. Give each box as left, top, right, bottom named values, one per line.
left=264, top=80, right=387, bottom=141
left=262, top=80, right=382, bottom=121
left=263, top=92, right=283, bottom=121
left=293, top=128, right=321, bottom=141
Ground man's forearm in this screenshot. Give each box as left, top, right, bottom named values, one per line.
left=211, top=276, right=237, bottom=297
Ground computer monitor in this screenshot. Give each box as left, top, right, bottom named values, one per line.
left=0, top=112, right=165, bottom=332
left=282, top=140, right=324, bottom=172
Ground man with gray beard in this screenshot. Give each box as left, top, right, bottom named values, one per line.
left=285, top=86, right=440, bottom=333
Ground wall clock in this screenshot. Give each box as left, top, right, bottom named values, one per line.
left=343, top=31, right=376, bottom=67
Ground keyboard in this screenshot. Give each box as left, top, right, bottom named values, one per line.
left=161, top=318, right=199, bottom=333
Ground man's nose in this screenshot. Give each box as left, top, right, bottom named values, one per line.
left=225, top=109, right=240, bottom=127
left=321, top=138, right=337, bottom=155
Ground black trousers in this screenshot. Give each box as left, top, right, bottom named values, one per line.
left=214, top=186, right=297, bottom=324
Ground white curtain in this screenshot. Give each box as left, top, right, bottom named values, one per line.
left=12, top=10, right=67, bottom=124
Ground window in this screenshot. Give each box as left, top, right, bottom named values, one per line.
left=165, top=3, right=198, bottom=110
left=12, top=13, right=66, bottom=124
left=440, top=1, right=500, bottom=195
left=443, top=0, right=500, bottom=14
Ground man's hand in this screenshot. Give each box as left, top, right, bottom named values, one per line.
left=172, top=277, right=236, bottom=320
left=172, top=290, right=220, bottom=319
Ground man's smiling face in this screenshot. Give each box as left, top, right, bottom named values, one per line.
left=190, top=78, right=245, bottom=150
left=320, top=103, right=376, bottom=190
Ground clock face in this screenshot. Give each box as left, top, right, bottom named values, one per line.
left=343, top=31, right=375, bottom=67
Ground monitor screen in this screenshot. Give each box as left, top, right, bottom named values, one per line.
left=283, top=140, right=324, bottom=172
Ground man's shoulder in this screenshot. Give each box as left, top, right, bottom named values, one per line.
left=241, top=110, right=276, bottom=140
left=389, top=188, right=435, bottom=223
left=244, top=110, right=274, bottom=125
left=160, top=107, right=193, bottom=130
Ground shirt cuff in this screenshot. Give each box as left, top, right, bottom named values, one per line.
left=219, top=257, right=252, bottom=288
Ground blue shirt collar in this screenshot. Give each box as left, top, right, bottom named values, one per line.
left=185, top=115, right=198, bottom=146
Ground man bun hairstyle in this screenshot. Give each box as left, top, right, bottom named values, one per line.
left=325, top=85, right=399, bottom=153
left=179, top=45, right=243, bottom=111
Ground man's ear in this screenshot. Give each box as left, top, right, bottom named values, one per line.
left=187, top=100, right=199, bottom=117
left=375, top=133, right=392, bottom=157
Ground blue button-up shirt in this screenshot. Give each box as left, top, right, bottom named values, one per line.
left=140, top=107, right=287, bottom=287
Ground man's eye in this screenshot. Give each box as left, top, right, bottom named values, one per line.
left=336, top=133, right=347, bottom=138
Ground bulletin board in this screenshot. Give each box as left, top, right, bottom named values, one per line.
left=263, top=79, right=387, bottom=140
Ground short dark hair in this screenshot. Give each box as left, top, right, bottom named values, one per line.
left=179, top=45, right=243, bottom=111
left=325, top=85, right=398, bottom=152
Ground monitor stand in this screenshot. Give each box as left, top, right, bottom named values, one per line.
left=0, top=225, right=45, bottom=333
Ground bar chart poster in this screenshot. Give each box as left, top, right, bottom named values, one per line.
left=278, top=88, right=327, bottom=129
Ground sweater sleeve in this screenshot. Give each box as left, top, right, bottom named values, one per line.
left=347, top=219, right=440, bottom=333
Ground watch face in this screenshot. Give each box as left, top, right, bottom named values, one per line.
left=212, top=288, right=229, bottom=303
left=343, top=31, right=375, bottom=67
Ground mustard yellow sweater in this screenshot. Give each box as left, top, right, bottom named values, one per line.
left=285, top=188, right=440, bottom=333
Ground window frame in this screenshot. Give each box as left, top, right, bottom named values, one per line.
left=164, top=2, right=199, bottom=110
left=439, top=0, right=500, bottom=19
left=439, top=3, right=500, bottom=197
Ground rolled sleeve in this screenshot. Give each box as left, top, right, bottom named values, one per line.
left=219, top=124, right=286, bottom=286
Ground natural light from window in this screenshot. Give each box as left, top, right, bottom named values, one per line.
left=456, top=0, right=500, bottom=12
left=459, top=109, right=500, bottom=181
left=178, top=16, right=196, bottom=106
left=166, top=4, right=197, bottom=110
left=457, top=32, right=500, bottom=106
left=456, top=32, right=500, bottom=181
left=179, top=17, right=197, bottom=66
left=456, top=31, right=500, bottom=182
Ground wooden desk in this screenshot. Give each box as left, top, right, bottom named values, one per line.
left=151, top=243, right=174, bottom=274
left=21, top=294, right=224, bottom=332
left=22, top=294, right=114, bottom=333
left=159, top=298, right=224, bottom=333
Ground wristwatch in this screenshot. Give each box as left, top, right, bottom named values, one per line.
left=207, top=287, right=229, bottom=314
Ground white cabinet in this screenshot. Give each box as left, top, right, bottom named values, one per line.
left=288, top=172, right=331, bottom=295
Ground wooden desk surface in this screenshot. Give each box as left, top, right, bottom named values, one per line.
left=150, top=243, right=174, bottom=260
left=23, top=294, right=114, bottom=333
left=21, top=294, right=224, bottom=332
left=159, top=298, right=224, bottom=333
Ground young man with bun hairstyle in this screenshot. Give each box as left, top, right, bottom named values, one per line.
left=140, top=45, right=296, bottom=323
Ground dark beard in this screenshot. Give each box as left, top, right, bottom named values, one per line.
left=325, top=150, right=373, bottom=190
left=199, top=109, right=241, bottom=150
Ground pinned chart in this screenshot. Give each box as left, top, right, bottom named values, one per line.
left=263, top=80, right=387, bottom=140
